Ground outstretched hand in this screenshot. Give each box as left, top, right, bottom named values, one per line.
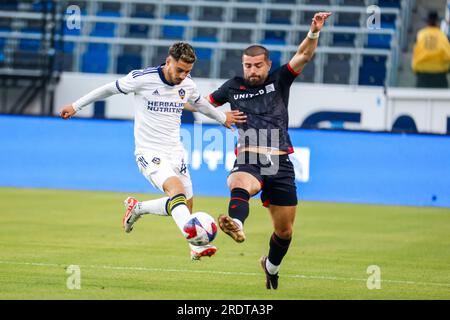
left=311, top=12, right=332, bottom=33
left=60, top=105, right=77, bottom=120
left=223, top=110, right=247, bottom=131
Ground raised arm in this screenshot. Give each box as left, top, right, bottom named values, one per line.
left=60, top=82, right=120, bottom=119
left=289, top=12, right=332, bottom=74
left=60, top=70, right=139, bottom=119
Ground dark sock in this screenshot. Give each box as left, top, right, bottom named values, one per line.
left=228, top=188, right=250, bottom=225
left=268, top=232, right=292, bottom=266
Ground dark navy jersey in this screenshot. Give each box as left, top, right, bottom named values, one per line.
left=210, top=63, right=300, bottom=153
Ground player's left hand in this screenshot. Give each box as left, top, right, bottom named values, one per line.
left=311, top=12, right=332, bottom=33
left=60, top=105, right=77, bottom=120
left=224, top=110, right=247, bottom=131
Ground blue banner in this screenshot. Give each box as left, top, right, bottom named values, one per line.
left=1, top=115, right=449, bottom=207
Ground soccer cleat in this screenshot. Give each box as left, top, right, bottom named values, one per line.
left=260, top=256, right=279, bottom=290
left=190, top=244, right=217, bottom=261
left=218, top=214, right=246, bottom=243
left=122, top=197, right=141, bottom=233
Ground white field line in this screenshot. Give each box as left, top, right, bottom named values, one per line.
left=0, top=260, right=449, bottom=288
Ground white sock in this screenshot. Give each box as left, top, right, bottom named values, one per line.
left=233, top=218, right=244, bottom=231
left=170, top=203, right=191, bottom=235
left=266, top=258, right=280, bottom=275
left=135, top=197, right=169, bottom=216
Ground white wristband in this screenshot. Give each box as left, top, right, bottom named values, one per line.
left=307, top=30, right=320, bottom=39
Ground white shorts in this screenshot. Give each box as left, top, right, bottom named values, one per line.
left=135, top=149, right=193, bottom=199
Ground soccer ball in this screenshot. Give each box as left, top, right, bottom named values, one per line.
left=183, top=212, right=218, bottom=246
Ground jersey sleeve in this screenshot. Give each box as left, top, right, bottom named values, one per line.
left=209, top=79, right=232, bottom=106
left=115, top=70, right=143, bottom=95
left=187, top=81, right=203, bottom=105
left=72, top=81, right=119, bottom=111
left=276, top=63, right=301, bottom=89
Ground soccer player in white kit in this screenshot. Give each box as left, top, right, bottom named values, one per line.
left=60, top=42, right=246, bottom=260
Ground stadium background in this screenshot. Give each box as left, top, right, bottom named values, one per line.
left=0, top=0, right=449, bottom=300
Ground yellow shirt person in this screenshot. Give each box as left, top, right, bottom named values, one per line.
left=412, top=11, right=450, bottom=88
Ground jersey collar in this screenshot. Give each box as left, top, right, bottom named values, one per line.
left=158, top=64, right=175, bottom=87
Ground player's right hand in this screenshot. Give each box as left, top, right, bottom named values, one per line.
left=311, top=12, right=332, bottom=33
left=60, top=105, right=77, bottom=120
left=224, top=110, right=247, bottom=131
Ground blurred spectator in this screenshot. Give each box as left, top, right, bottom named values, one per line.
left=412, top=11, right=450, bottom=88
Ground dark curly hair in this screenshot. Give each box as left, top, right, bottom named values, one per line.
left=168, top=42, right=196, bottom=64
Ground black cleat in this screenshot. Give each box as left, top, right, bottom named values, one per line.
left=260, top=256, right=279, bottom=290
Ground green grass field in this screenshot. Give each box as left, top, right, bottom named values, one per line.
left=0, top=187, right=449, bottom=300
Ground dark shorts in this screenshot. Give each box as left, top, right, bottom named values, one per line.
left=230, top=152, right=298, bottom=207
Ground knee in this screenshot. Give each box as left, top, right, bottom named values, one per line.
left=275, top=228, right=293, bottom=240
left=228, top=177, right=245, bottom=191
left=163, top=177, right=185, bottom=197
left=228, top=176, right=259, bottom=195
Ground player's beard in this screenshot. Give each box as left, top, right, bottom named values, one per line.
left=168, top=70, right=183, bottom=85
left=245, top=74, right=266, bottom=86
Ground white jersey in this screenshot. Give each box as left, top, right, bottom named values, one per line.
left=72, top=64, right=226, bottom=157
left=117, top=66, right=201, bottom=155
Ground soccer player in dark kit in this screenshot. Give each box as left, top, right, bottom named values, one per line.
left=207, top=12, right=332, bottom=289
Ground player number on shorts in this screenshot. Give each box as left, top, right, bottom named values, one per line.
left=180, top=159, right=187, bottom=174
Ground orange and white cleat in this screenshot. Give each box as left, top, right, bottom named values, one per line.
left=190, top=244, right=217, bottom=261
left=122, top=197, right=141, bottom=233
